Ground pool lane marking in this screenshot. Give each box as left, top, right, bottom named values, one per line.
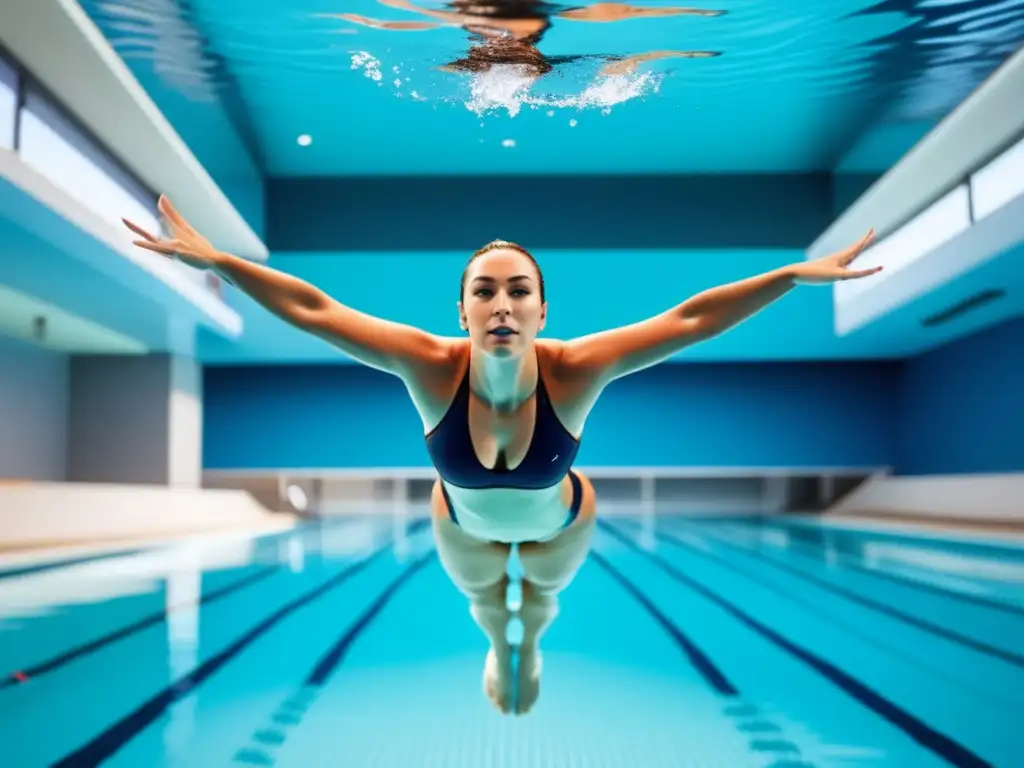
left=49, top=519, right=428, bottom=768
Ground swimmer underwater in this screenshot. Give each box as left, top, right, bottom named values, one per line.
left=123, top=196, right=879, bottom=715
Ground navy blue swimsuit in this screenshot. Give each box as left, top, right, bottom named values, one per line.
left=425, top=360, right=583, bottom=531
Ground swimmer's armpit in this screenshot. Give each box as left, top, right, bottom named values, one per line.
left=558, top=3, right=726, bottom=22
left=599, top=49, right=719, bottom=76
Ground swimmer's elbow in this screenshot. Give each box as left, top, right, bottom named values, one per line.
left=681, top=313, right=727, bottom=342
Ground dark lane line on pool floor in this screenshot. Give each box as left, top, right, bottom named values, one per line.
left=589, top=551, right=737, bottom=697
left=1, top=518, right=376, bottom=691
left=48, top=519, right=429, bottom=768
left=623, top=521, right=1023, bottom=709
left=589, top=551, right=815, bottom=766
left=232, top=551, right=438, bottom=766
left=1, top=567, right=279, bottom=691
left=597, top=520, right=993, bottom=768
left=648, top=522, right=1024, bottom=670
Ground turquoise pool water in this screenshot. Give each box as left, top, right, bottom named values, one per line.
left=76, top=0, right=1024, bottom=176
left=1, top=514, right=1021, bottom=766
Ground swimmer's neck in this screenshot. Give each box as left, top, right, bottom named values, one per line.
left=469, top=345, right=537, bottom=411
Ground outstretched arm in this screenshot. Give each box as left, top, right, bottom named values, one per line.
left=318, top=12, right=444, bottom=31
left=599, top=50, right=719, bottom=76
left=558, top=4, right=725, bottom=22
left=561, top=230, right=878, bottom=385
left=124, top=196, right=449, bottom=378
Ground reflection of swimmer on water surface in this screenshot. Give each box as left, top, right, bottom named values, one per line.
left=328, top=0, right=723, bottom=76
left=343, top=0, right=724, bottom=36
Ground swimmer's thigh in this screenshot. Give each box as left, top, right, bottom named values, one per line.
left=518, top=471, right=597, bottom=594
left=431, top=480, right=511, bottom=597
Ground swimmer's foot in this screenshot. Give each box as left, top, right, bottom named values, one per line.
left=483, top=644, right=543, bottom=715
left=515, top=645, right=542, bottom=715
left=483, top=646, right=514, bottom=714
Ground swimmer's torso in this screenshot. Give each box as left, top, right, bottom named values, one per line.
left=438, top=483, right=574, bottom=542
left=418, top=340, right=589, bottom=542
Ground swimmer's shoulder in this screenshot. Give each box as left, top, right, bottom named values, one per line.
left=404, top=337, right=469, bottom=429
left=537, top=338, right=584, bottom=381
left=536, top=338, right=565, bottom=369
left=411, top=335, right=468, bottom=387
left=536, top=338, right=592, bottom=397
left=537, top=338, right=609, bottom=428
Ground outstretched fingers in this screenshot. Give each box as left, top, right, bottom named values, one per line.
left=122, top=217, right=176, bottom=257
left=158, top=195, right=197, bottom=236
left=841, top=265, right=883, bottom=279
left=841, top=228, right=876, bottom=265
left=132, top=238, right=179, bottom=257
left=121, top=218, right=157, bottom=242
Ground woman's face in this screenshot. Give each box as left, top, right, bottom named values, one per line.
left=459, top=248, right=546, bottom=357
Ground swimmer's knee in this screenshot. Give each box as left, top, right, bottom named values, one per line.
left=471, top=574, right=508, bottom=603
left=519, top=529, right=593, bottom=593
left=519, top=562, right=575, bottom=596
left=432, top=515, right=510, bottom=595
left=450, top=570, right=508, bottom=604
left=521, top=578, right=559, bottom=605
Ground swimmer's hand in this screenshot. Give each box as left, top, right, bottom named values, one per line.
left=790, top=229, right=880, bottom=285
left=123, top=194, right=448, bottom=381
left=122, top=195, right=220, bottom=271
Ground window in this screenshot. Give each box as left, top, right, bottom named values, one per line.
left=17, top=84, right=161, bottom=237
left=0, top=53, right=17, bottom=151
left=5, top=54, right=223, bottom=302
left=970, top=134, right=1024, bottom=222
left=834, top=184, right=971, bottom=304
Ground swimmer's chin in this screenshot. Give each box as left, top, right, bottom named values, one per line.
left=485, top=342, right=518, bottom=356
left=479, top=338, right=525, bottom=358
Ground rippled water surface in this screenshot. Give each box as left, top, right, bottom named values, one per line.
left=79, top=0, right=1024, bottom=173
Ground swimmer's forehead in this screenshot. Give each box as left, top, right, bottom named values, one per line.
left=467, top=249, right=537, bottom=277
left=470, top=274, right=534, bottom=283
left=466, top=247, right=532, bottom=272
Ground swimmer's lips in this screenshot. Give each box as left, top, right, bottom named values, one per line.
left=488, top=326, right=517, bottom=338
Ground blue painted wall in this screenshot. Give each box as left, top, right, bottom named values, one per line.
left=266, top=174, right=835, bottom=253
left=896, top=316, right=1024, bottom=475
left=202, top=361, right=898, bottom=470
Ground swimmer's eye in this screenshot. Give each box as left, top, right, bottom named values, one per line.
left=474, top=288, right=529, bottom=298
